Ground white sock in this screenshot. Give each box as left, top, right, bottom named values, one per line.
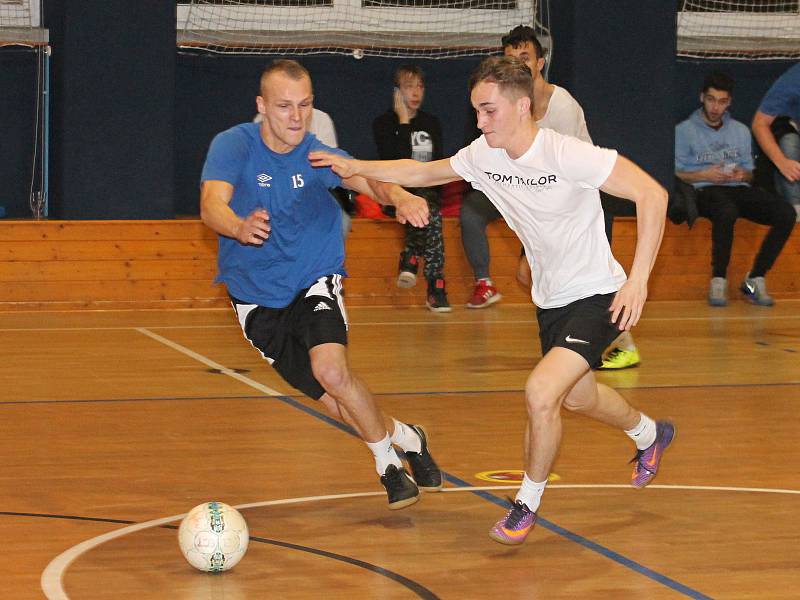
left=366, top=434, right=403, bottom=475
left=625, top=414, right=657, bottom=450
left=515, top=473, right=547, bottom=512
left=390, top=419, right=422, bottom=454
left=478, top=277, right=493, bottom=286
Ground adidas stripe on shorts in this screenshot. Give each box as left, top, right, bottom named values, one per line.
left=231, top=274, right=348, bottom=400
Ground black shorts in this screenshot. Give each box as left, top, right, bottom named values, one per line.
left=537, top=292, right=621, bottom=368
left=231, top=275, right=348, bottom=400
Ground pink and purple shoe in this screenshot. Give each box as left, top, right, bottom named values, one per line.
left=489, top=499, right=537, bottom=545
left=630, top=420, right=675, bottom=488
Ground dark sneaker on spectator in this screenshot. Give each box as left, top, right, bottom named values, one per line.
left=740, top=274, right=774, bottom=306
left=397, top=252, right=419, bottom=288
left=426, top=278, right=452, bottom=313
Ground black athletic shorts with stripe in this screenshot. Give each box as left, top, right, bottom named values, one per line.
left=537, top=292, right=621, bottom=369
left=231, top=274, right=348, bottom=400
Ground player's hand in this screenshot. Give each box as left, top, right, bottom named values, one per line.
left=777, top=157, right=800, bottom=182
left=609, top=278, right=647, bottom=331
left=309, top=151, right=359, bottom=179
left=393, top=87, right=410, bottom=124
left=394, top=193, right=429, bottom=227
left=704, top=164, right=733, bottom=184
left=235, top=209, right=270, bottom=246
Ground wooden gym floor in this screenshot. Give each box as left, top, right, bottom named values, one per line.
left=2, top=300, right=799, bottom=599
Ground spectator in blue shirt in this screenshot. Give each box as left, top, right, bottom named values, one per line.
left=752, top=62, right=800, bottom=221
left=675, top=72, right=795, bottom=307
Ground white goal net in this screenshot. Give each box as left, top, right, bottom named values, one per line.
left=0, top=0, right=46, bottom=46
left=177, top=0, right=550, bottom=59
left=678, top=1, right=800, bottom=60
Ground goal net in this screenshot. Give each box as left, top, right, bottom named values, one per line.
left=0, top=0, right=47, bottom=46
left=177, top=0, right=550, bottom=59
left=678, top=1, right=800, bottom=60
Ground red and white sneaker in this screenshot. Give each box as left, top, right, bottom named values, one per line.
left=466, top=280, right=502, bottom=309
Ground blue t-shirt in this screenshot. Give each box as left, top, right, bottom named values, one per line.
left=758, top=62, right=800, bottom=125
left=201, top=123, right=349, bottom=308
left=675, top=109, right=755, bottom=189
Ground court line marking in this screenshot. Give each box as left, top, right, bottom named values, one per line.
left=34, top=326, right=795, bottom=596
left=39, top=482, right=800, bottom=600
left=130, top=329, right=713, bottom=598
left=134, top=327, right=282, bottom=396
left=3, top=310, right=800, bottom=332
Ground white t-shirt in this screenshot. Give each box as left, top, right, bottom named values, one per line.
left=537, top=85, right=591, bottom=143
left=254, top=108, right=338, bottom=148
left=450, top=128, right=626, bottom=308
left=309, top=108, right=337, bottom=148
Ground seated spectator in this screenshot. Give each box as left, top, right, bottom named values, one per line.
left=373, top=64, right=450, bottom=312
left=752, top=63, right=800, bottom=222
left=675, top=71, right=796, bottom=307
left=255, top=108, right=353, bottom=237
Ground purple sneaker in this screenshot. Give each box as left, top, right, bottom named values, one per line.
left=489, top=500, right=537, bottom=545
left=630, top=420, right=675, bottom=488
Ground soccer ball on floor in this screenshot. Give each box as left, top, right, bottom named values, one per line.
left=178, top=501, right=249, bottom=572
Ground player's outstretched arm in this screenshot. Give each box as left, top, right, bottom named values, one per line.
left=200, top=180, right=271, bottom=245
left=309, top=151, right=461, bottom=187
left=600, top=156, right=668, bottom=331
left=338, top=174, right=430, bottom=228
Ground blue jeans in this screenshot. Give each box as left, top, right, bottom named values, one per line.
left=774, top=131, right=800, bottom=207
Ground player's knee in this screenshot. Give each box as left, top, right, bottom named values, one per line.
left=524, top=376, right=560, bottom=417
left=311, top=360, right=350, bottom=395
left=562, top=393, right=591, bottom=413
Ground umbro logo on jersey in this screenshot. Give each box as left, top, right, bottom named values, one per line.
left=313, top=302, right=332, bottom=312
left=257, top=173, right=272, bottom=188
left=565, top=335, right=590, bottom=345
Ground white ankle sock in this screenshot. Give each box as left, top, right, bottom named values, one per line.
left=515, top=474, right=547, bottom=512
left=390, top=419, right=422, bottom=454
left=366, top=434, right=403, bottom=475
left=625, top=414, right=657, bottom=450
left=478, top=277, right=493, bottom=286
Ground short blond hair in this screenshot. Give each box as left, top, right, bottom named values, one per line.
left=260, top=59, right=311, bottom=95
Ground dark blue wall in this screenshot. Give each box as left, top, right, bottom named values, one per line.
left=41, top=0, right=175, bottom=219
left=0, top=48, right=38, bottom=218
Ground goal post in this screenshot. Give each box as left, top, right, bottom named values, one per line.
left=1, top=0, right=50, bottom=218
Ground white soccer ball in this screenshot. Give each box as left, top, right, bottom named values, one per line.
left=178, top=501, right=249, bottom=572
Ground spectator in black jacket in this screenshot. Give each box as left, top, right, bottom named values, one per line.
left=373, top=65, right=450, bottom=312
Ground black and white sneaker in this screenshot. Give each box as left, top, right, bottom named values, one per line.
left=426, top=278, right=452, bottom=313
left=397, top=252, right=419, bottom=288
left=380, top=464, right=419, bottom=510
left=403, top=424, right=443, bottom=492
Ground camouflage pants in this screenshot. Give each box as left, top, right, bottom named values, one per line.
left=401, top=187, right=444, bottom=280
